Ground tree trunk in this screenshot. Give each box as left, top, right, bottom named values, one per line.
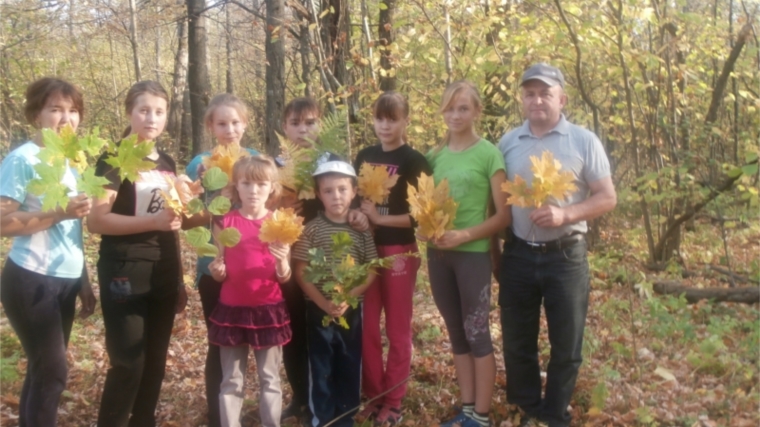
left=169, top=11, right=189, bottom=161
left=226, top=4, right=233, bottom=94
left=653, top=281, right=759, bottom=304
left=186, top=0, right=211, bottom=156
left=128, top=0, right=142, bottom=81
left=265, top=0, right=286, bottom=156
left=378, top=0, right=396, bottom=91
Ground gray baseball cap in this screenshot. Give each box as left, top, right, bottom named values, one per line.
left=521, top=63, right=565, bottom=87
left=312, top=160, right=357, bottom=177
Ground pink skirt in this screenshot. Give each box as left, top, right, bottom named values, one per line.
left=208, top=300, right=292, bottom=349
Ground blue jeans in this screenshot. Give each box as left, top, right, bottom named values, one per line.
left=306, top=301, right=362, bottom=427
left=498, top=237, right=590, bottom=427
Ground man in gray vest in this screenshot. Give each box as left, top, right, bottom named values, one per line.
left=497, top=63, right=617, bottom=427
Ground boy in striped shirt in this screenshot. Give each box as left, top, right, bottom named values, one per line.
left=292, top=161, right=378, bottom=427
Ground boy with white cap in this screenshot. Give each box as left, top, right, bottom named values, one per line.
left=292, top=160, right=378, bottom=427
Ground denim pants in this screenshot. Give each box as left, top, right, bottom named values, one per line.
left=306, top=301, right=362, bottom=427
left=498, top=237, right=590, bottom=427
left=0, top=259, right=81, bottom=427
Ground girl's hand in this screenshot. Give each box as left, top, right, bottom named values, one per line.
left=61, top=194, right=91, bottom=220
left=268, top=242, right=290, bottom=261
left=77, top=277, right=96, bottom=319
left=220, top=185, right=234, bottom=201
left=329, top=299, right=349, bottom=318
left=433, top=229, right=470, bottom=249
left=359, top=200, right=380, bottom=224
left=175, top=285, right=188, bottom=314
left=153, top=208, right=182, bottom=231
left=415, top=229, right=429, bottom=243
left=209, top=256, right=226, bottom=282
left=348, top=209, right=369, bottom=232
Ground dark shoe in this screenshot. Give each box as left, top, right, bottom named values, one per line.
left=440, top=408, right=468, bottom=427
left=459, top=416, right=492, bottom=427
left=517, top=415, right=548, bottom=427
left=280, top=400, right=307, bottom=422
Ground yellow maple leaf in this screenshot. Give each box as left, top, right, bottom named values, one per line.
left=501, top=151, right=577, bottom=208
left=277, top=134, right=317, bottom=199
left=407, top=172, right=458, bottom=240
left=259, top=208, right=305, bottom=245
left=358, top=164, right=400, bottom=204
left=158, top=174, right=204, bottom=215
left=501, top=175, right=535, bottom=208
left=202, top=144, right=250, bottom=180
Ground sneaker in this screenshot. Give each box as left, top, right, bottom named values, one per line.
left=440, top=408, right=468, bottom=427
left=374, top=405, right=402, bottom=426
left=356, top=402, right=382, bottom=422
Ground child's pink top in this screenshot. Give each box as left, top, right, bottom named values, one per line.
left=220, top=210, right=284, bottom=307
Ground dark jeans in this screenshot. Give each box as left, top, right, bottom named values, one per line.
left=281, top=277, right=309, bottom=407
left=197, top=274, right=222, bottom=427
left=96, top=258, right=179, bottom=427
left=0, top=259, right=81, bottom=427
left=306, top=301, right=362, bottom=427
left=498, top=238, right=590, bottom=427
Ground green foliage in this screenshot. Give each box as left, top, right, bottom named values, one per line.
left=186, top=198, right=205, bottom=215
left=104, top=135, right=156, bottom=183
left=185, top=227, right=211, bottom=248
left=27, top=161, right=69, bottom=212
left=207, top=196, right=231, bottom=216
left=202, top=167, right=229, bottom=191
left=303, top=231, right=396, bottom=328
left=217, top=227, right=241, bottom=248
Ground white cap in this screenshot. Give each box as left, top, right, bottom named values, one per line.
left=312, top=160, right=356, bottom=177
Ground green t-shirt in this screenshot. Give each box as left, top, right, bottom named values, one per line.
left=426, top=139, right=506, bottom=252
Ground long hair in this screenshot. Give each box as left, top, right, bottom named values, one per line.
left=372, top=91, right=410, bottom=143
left=121, top=81, right=169, bottom=138
left=433, top=80, right=483, bottom=154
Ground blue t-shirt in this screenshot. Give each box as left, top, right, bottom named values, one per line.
left=186, top=147, right=259, bottom=280
left=0, top=142, right=84, bottom=278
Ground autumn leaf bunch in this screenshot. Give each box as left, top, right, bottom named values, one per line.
left=501, top=151, right=578, bottom=208
left=158, top=174, right=204, bottom=216
left=407, top=172, right=458, bottom=240
left=357, top=163, right=399, bottom=204
left=259, top=208, right=305, bottom=245
left=202, top=144, right=250, bottom=181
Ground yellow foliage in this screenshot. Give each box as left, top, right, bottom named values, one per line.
left=407, top=172, right=458, bottom=240
left=502, top=151, right=577, bottom=208
left=159, top=174, right=204, bottom=215
left=259, top=208, right=305, bottom=245
left=202, top=144, right=250, bottom=180
left=276, top=134, right=315, bottom=199
left=358, top=163, right=400, bottom=204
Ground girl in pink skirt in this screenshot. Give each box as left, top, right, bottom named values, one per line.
left=207, top=155, right=292, bottom=427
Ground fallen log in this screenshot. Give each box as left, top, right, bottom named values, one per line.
left=653, top=281, right=760, bottom=304
left=709, top=265, right=760, bottom=285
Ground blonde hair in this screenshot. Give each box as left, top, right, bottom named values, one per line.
left=231, top=155, right=281, bottom=205
left=204, top=93, right=250, bottom=131
left=434, top=80, right=483, bottom=153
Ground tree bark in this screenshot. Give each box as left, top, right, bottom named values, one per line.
left=226, top=3, right=233, bottom=94
left=169, top=10, right=189, bottom=161
left=378, top=0, right=396, bottom=91
left=265, top=0, right=286, bottom=156
left=128, top=0, right=142, bottom=81
left=653, top=281, right=759, bottom=304
left=186, top=0, right=211, bottom=156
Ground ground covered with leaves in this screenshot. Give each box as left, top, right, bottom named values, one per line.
left=1, top=219, right=758, bottom=426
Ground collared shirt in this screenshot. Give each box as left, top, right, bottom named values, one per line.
left=498, top=115, right=611, bottom=242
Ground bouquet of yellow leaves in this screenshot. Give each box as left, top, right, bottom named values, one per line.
left=358, top=163, right=399, bottom=204
left=259, top=208, right=305, bottom=245
left=202, top=144, right=250, bottom=181
left=277, top=135, right=316, bottom=199
left=501, top=151, right=577, bottom=208
left=407, top=172, right=458, bottom=240
left=159, top=174, right=205, bottom=215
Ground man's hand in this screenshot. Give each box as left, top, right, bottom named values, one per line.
left=529, top=204, right=567, bottom=228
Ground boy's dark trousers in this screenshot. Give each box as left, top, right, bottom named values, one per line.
left=306, top=301, right=362, bottom=427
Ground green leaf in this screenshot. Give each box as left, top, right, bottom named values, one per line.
left=28, top=162, right=70, bottom=212
left=186, top=198, right=205, bottom=215
left=207, top=196, right=231, bottom=216
left=337, top=316, right=349, bottom=329
left=202, top=167, right=229, bottom=191
left=76, top=167, right=110, bottom=199
left=196, top=243, right=219, bottom=258
left=727, top=167, right=743, bottom=178
left=185, top=226, right=212, bottom=248
left=217, top=227, right=241, bottom=247
left=745, top=152, right=758, bottom=163
left=741, top=163, right=758, bottom=176
left=105, top=135, right=156, bottom=182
